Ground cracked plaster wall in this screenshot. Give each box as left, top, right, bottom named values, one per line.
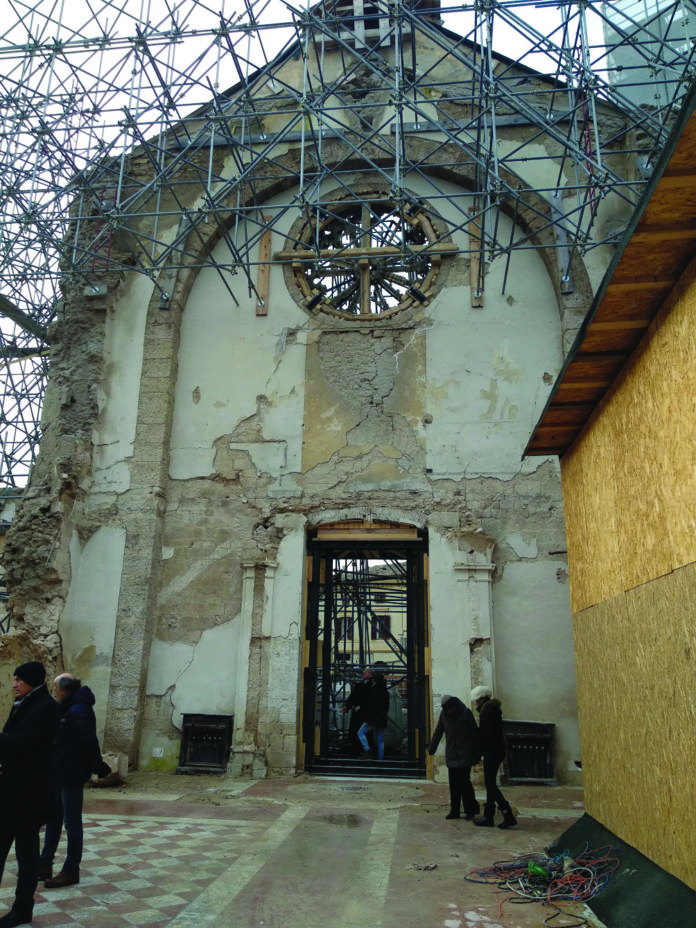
left=1, top=117, right=631, bottom=778
left=139, top=175, right=582, bottom=780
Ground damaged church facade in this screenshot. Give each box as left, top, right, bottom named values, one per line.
left=4, top=0, right=639, bottom=781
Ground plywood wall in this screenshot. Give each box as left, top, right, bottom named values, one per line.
left=573, top=563, right=696, bottom=890
left=562, top=261, right=696, bottom=613
left=562, top=259, right=696, bottom=890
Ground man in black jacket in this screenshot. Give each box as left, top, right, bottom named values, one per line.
left=341, top=668, right=373, bottom=757
left=39, top=673, right=111, bottom=889
left=0, top=661, right=59, bottom=927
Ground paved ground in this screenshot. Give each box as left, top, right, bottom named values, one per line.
left=0, top=774, right=604, bottom=928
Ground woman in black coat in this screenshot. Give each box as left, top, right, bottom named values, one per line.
left=471, top=685, right=517, bottom=828
left=357, top=672, right=390, bottom=760
left=428, top=695, right=481, bottom=820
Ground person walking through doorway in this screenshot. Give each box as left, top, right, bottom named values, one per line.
left=428, top=694, right=480, bottom=820
left=471, top=685, right=517, bottom=829
left=341, top=667, right=373, bottom=757
left=358, top=670, right=389, bottom=760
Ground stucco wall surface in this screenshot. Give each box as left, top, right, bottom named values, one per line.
left=140, top=173, right=581, bottom=780
left=0, top=30, right=636, bottom=780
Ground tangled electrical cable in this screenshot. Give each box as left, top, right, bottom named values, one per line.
left=465, top=845, right=620, bottom=926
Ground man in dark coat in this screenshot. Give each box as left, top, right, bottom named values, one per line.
left=340, top=668, right=373, bottom=757
left=39, top=674, right=111, bottom=888
left=471, top=685, right=517, bottom=829
left=428, top=694, right=480, bottom=820
left=357, top=671, right=390, bottom=760
left=0, top=661, right=59, bottom=927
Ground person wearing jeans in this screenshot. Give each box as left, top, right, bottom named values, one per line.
left=39, top=674, right=111, bottom=888
left=357, top=671, right=390, bottom=760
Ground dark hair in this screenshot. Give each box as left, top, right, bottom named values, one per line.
left=55, top=674, right=81, bottom=695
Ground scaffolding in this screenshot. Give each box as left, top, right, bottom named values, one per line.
left=1, top=0, right=695, bottom=487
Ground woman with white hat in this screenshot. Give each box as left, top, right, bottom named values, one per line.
left=471, top=686, right=517, bottom=829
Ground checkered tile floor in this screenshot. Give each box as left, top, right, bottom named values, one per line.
left=0, top=814, right=267, bottom=927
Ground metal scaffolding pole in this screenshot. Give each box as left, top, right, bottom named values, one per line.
left=1, top=0, right=695, bottom=486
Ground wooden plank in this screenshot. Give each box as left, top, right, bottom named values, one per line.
left=581, top=328, right=647, bottom=355
left=315, top=529, right=418, bottom=540
left=256, top=216, right=272, bottom=316
left=587, top=320, right=651, bottom=330
left=469, top=207, right=484, bottom=308
left=606, top=279, right=674, bottom=293
left=655, top=168, right=696, bottom=187
left=273, top=243, right=459, bottom=262
left=540, top=406, right=594, bottom=425
left=631, top=224, right=696, bottom=242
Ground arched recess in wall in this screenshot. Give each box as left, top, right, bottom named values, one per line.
left=169, top=165, right=563, bottom=483
left=301, top=520, right=431, bottom=778
left=149, top=137, right=592, bottom=343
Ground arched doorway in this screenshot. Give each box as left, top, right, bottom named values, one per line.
left=301, top=522, right=431, bottom=777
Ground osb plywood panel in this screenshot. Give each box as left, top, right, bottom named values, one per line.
left=574, top=564, right=696, bottom=890
left=560, top=448, right=593, bottom=610
left=610, top=320, right=674, bottom=590
left=561, top=408, right=623, bottom=613
left=662, top=285, right=696, bottom=568
left=562, top=263, right=696, bottom=607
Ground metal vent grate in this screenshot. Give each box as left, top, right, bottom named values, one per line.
left=502, top=720, right=557, bottom=786
left=176, top=714, right=233, bottom=774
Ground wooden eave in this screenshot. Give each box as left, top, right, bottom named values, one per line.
left=524, top=85, right=696, bottom=459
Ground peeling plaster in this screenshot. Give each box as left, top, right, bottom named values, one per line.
left=147, top=639, right=195, bottom=694
left=491, top=339, right=523, bottom=383
left=169, top=621, right=238, bottom=727
left=505, top=532, right=539, bottom=558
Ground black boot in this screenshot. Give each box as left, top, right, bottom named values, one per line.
left=473, top=802, right=495, bottom=826
left=463, top=802, right=480, bottom=821
left=497, top=801, right=517, bottom=829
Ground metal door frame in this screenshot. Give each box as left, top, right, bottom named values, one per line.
left=301, top=525, right=430, bottom=776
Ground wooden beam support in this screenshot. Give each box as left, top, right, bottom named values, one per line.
left=469, top=207, right=484, bottom=308
left=587, top=319, right=651, bottom=331
left=605, top=278, right=674, bottom=293
left=632, top=224, right=696, bottom=242
left=556, top=381, right=612, bottom=389
left=256, top=216, right=272, bottom=316
left=273, top=243, right=459, bottom=262
left=657, top=168, right=696, bottom=187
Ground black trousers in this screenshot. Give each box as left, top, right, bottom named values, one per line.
left=447, top=766, right=478, bottom=816
left=0, top=826, right=40, bottom=916
left=482, top=754, right=506, bottom=811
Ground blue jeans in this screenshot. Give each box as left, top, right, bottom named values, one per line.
left=41, top=786, right=84, bottom=873
left=358, top=723, right=384, bottom=759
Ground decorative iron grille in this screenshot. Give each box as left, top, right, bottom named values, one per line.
left=176, top=714, right=234, bottom=775
left=502, top=720, right=557, bottom=785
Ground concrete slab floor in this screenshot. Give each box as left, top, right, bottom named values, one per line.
left=0, top=774, right=604, bottom=928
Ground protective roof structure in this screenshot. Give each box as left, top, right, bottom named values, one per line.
left=525, top=82, right=696, bottom=457
left=2, top=0, right=696, bottom=486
